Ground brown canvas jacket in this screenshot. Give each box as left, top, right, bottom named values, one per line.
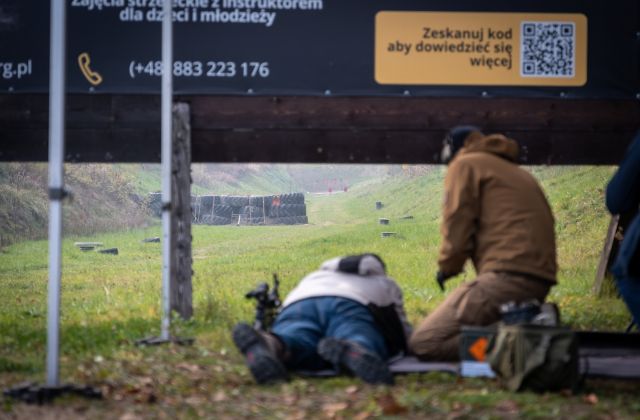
left=438, top=134, right=557, bottom=283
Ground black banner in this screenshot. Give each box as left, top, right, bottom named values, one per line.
left=0, top=0, right=638, bottom=98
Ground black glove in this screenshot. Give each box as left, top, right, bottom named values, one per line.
left=436, top=271, right=454, bottom=292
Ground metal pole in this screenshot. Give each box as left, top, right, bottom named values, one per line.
left=46, top=0, right=67, bottom=387
left=160, top=0, right=173, bottom=341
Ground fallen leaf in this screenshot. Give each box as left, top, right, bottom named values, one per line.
left=345, top=385, right=359, bottom=395
left=177, top=363, right=201, bottom=373
left=322, top=402, right=348, bottom=418
left=584, top=393, right=599, bottom=405
left=213, top=390, right=228, bottom=402
left=120, top=413, right=141, bottom=420
left=376, top=393, right=407, bottom=415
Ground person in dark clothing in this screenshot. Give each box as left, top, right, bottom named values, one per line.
left=232, top=254, right=412, bottom=385
left=606, top=130, right=640, bottom=325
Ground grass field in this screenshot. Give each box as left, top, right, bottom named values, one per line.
left=1, top=166, right=639, bottom=419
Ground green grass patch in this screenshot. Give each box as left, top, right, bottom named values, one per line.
left=1, top=165, right=637, bottom=418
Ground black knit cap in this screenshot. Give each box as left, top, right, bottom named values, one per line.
left=441, top=125, right=482, bottom=164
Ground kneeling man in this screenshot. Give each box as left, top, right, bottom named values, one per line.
left=409, top=126, right=558, bottom=361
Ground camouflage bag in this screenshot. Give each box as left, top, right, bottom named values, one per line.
left=486, top=324, right=579, bottom=393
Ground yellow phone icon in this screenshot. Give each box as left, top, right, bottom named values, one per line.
left=78, top=52, right=103, bottom=86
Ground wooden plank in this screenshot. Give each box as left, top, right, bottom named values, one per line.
left=1, top=94, right=638, bottom=164
left=0, top=128, right=634, bottom=164
left=594, top=215, right=620, bottom=297
left=170, top=103, right=193, bottom=320
left=593, top=212, right=638, bottom=297
left=187, top=96, right=640, bottom=131
left=189, top=129, right=632, bottom=164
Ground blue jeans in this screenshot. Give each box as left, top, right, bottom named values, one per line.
left=616, top=277, right=640, bottom=326
left=271, top=297, right=388, bottom=371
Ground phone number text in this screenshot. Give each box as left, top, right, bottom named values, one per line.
left=129, top=60, right=270, bottom=79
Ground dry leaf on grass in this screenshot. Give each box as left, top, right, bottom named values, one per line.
left=177, top=363, right=201, bottom=373
left=376, top=392, right=407, bottom=415
left=345, top=385, right=359, bottom=395
left=213, top=390, right=228, bottom=402
left=322, top=401, right=349, bottom=418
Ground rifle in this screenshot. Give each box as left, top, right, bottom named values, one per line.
left=245, top=273, right=281, bottom=331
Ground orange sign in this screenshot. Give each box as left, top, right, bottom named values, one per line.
left=375, top=12, right=587, bottom=86
left=468, top=337, right=489, bottom=361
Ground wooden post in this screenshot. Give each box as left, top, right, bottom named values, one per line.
left=593, top=212, right=635, bottom=297
left=594, top=215, right=620, bottom=297
left=170, top=102, right=193, bottom=319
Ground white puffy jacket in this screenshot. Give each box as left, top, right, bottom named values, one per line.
left=282, top=255, right=413, bottom=353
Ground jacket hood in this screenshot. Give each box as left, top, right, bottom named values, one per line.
left=459, top=133, right=519, bottom=162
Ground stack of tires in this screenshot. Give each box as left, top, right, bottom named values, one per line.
left=224, top=195, right=267, bottom=225
left=197, top=195, right=234, bottom=225
left=268, top=192, right=308, bottom=225
left=147, top=192, right=162, bottom=218
left=148, top=192, right=308, bottom=225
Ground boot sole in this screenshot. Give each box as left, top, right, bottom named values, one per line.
left=232, top=323, right=289, bottom=384
left=317, top=338, right=394, bottom=385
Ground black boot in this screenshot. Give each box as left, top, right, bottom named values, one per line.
left=232, top=323, right=289, bottom=384
left=317, top=337, right=394, bottom=385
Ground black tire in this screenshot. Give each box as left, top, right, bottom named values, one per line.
left=237, top=215, right=264, bottom=225
left=293, top=215, right=308, bottom=224
left=270, top=207, right=290, bottom=218
left=269, top=207, right=283, bottom=218
left=279, top=193, right=292, bottom=205
left=240, top=206, right=264, bottom=218
left=198, top=195, right=213, bottom=215
left=274, top=216, right=295, bottom=225
left=249, top=196, right=272, bottom=213
left=213, top=204, right=233, bottom=218
left=248, top=196, right=272, bottom=209
left=281, top=192, right=305, bottom=205
left=200, top=194, right=221, bottom=208
left=272, top=204, right=305, bottom=217
left=221, top=195, right=250, bottom=207
left=147, top=192, right=162, bottom=217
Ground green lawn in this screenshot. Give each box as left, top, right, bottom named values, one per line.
left=1, top=166, right=638, bottom=419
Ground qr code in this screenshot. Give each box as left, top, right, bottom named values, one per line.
left=520, top=22, right=575, bottom=77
